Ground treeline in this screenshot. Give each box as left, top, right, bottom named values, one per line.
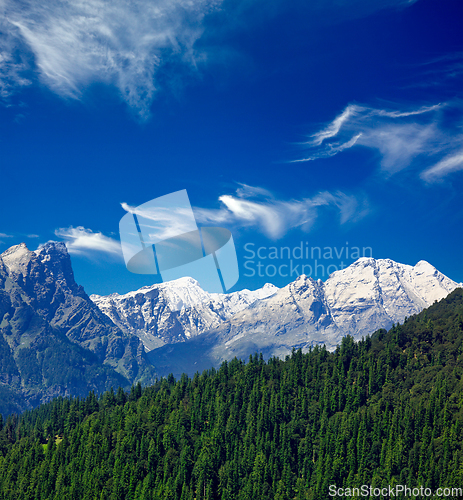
left=0, top=289, right=462, bottom=499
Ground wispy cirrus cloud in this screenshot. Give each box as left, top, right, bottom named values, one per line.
left=0, top=0, right=221, bottom=117
left=403, top=52, right=463, bottom=90
left=235, top=183, right=274, bottom=199
left=0, top=233, right=40, bottom=245
left=294, top=101, right=463, bottom=181
left=53, top=185, right=366, bottom=256
left=420, top=149, right=463, bottom=183
left=0, top=0, right=422, bottom=117
left=194, top=184, right=369, bottom=239
left=55, top=226, right=122, bottom=257
left=121, top=201, right=198, bottom=243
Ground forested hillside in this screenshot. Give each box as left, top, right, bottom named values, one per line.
left=0, top=289, right=462, bottom=500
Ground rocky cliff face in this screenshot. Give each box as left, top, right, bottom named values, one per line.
left=145, top=258, right=461, bottom=377
left=0, top=242, right=156, bottom=415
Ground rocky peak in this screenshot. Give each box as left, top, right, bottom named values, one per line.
left=34, top=241, right=79, bottom=291
left=0, top=241, right=157, bottom=413
left=1, top=242, right=33, bottom=275
left=287, top=274, right=322, bottom=299
left=0, top=241, right=84, bottom=319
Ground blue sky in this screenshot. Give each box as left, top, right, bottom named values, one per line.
left=0, top=0, right=462, bottom=295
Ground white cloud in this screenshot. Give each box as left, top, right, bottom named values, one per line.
left=421, top=150, right=463, bottom=183
left=0, top=0, right=422, bottom=114
left=0, top=232, right=14, bottom=245
left=295, top=102, right=463, bottom=180
left=360, top=122, right=440, bottom=174
left=121, top=201, right=197, bottom=243
left=194, top=185, right=368, bottom=239
left=0, top=0, right=221, bottom=117
left=294, top=133, right=362, bottom=162
left=55, top=187, right=366, bottom=250
left=55, top=226, right=122, bottom=257
left=311, top=191, right=369, bottom=225
left=235, top=183, right=274, bottom=199
left=309, top=106, right=364, bottom=146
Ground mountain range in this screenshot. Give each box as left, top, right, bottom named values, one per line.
left=137, top=258, right=461, bottom=376
left=91, top=258, right=460, bottom=364
left=0, top=240, right=461, bottom=414
left=90, top=279, right=278, bottom=351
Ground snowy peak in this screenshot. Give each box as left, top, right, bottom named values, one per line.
left=91, top=278, right=278, bottom=351
left=93, top=277, right=212, bottom=311
left=327, top=258, right=456, bottom=303
left=321, top=258, right=459, bottom=339
left=92, top=277, right=278, bottom=313
left=147, top=256, right=461, bottom=376
left=407, top=259, right=458, bottom=305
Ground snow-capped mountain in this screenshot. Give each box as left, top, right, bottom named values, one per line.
left=323, top=258, right=459, bottom=339
left=144, top=258, right=462, bottom=377
left=90, top=279, right=278, bottom=351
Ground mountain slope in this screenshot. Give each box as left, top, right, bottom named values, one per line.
left=0, top=242, right=156, bottom=415
left=147, top=258, right=461, bottom=376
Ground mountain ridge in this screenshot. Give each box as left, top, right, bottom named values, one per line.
left=1, top=288, right=461, bottom=498
left=90, top=277, right=278, bottom=350
left=144, top=257, right=461, bottom=376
